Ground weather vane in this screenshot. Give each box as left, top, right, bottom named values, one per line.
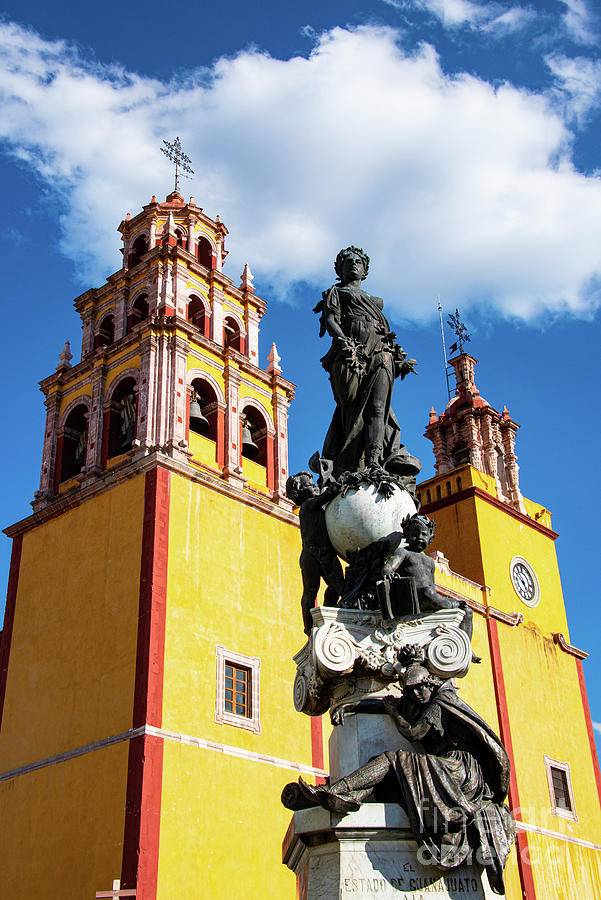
left=447, top=308, right=471, bottom=355
left=161, top=137, right=194, bottom=193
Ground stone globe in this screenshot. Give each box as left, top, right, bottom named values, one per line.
left=324, top=483, right=417, bottom=561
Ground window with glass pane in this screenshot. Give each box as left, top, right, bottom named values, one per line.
left=224, top=663, right=251, bottom=718
left=550, top=766, right=572, bottom=812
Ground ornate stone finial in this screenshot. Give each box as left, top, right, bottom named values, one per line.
left=151, top=195, right=157, bottom=203
left=240, top=263, right=254, bottom=293
left=166, top=211, right=176, bottom=236
left=125, top=212, right=131, bottom=221
left=267, top=342, right=282, bottom=375
left=503, top=405, right=510, bottom=420
left=57, top=340, right=72, bottom=371
left=189, top=196, right=195, bottom=205
left=429, top=406, right=438, bottom=424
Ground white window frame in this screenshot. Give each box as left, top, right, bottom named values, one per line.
left=215, top=644, right=261, bottom=734
left=544, top=755, right=578, bottom=822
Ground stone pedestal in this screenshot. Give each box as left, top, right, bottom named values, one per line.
left=283, top=805, right=502, bottom=899
left=329, top=713, right=418, bottom=782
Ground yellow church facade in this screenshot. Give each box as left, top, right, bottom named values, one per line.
left=0, top=192, right=600, bottom=899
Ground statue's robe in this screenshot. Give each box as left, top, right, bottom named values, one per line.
left=387, top=685, right=515, bottom=894
left=315, top=284, right=410, bottom=476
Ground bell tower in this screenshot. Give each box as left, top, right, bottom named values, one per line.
left=33, top=189, right=292, bottom=508
left=417, top=351, right=601, bottom=900
left=0, top=193, right=319, bottom=899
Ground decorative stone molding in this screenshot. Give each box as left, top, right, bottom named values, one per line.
left=293, top=606, right=471, bottom=717
left=215, top=644, right=261, bottom=735
left=425, top=353, right=525, bottom=512
left=186, top=368, right=225, bottom=406
left=552, top=633, right=589, bottom=660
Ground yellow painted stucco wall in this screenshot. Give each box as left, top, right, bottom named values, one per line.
left=418, top=464, right=601, bottom=896
left=158, top=474, right=309, bottom=899
left=0, top=475, right=144, bottom=770
left=0, top=476, right=147, bottom=900
left=0, top=742, right=129, bottom=900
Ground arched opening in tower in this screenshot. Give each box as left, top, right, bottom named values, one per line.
left=59, top=404, right=88, bottom=482
left=95, top=314, right=115, bottom=348
left=127, top=294, right=149, bottom=332
left=197, top=236, right=213, bottom=269
left=189, top=378, right=219, bottom=443
left=129, top=234, right=148, bottom=267
left=223, top=316, right=243, bottom=353
left=107, top=377, right=137, bottom=459
left=241, top=406, right=267, bottom=467
left=188, top=295, right=209, bottom=336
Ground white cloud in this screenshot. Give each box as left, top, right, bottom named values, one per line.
left=546, top=53, right=601, bottom=125
left=560, top=0, right=596, bottom=45
left=593, top=721, right=601, bottom=736
left=2, top=21, right=601, bottom=322
left=386, top=0, right=534, bottom=34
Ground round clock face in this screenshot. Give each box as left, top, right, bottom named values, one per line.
left=510, top=556, right=540, bottom=607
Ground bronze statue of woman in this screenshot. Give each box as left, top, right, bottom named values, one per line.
left=314, top=246, right=421, bottom=480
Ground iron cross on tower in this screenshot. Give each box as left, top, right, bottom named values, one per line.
left=161, top=137, right=194, bottom=193
left=447, top=308, right=471, bottom=356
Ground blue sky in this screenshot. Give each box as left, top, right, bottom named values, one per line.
left=1, top=0, right=600, bottom=754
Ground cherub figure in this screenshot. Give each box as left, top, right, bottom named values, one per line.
left=286, top=472, right=344, bottom=636
left=381, top=514, right=479, bottom=661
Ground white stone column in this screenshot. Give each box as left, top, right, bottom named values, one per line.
left=245, top=307, right=260, bottom=364
left=83, top=366, right=106, bottom=473
left=165, top=333, right=190, bottom=461
left=501, top=416, right=525, bottom=512
left=210, top=284, right=225, bottom=345
left=113, top=289, right=127, bottom=341
left=81, top=309, right=94, bottom=358
left=33, top=391, right=62, bottom=507
left=187, top=216, right=196, bottom=254
left=158, top=259, right=175, bottom=316
left=479, top=411, right=497, bottom=481
left=223, top=361, right=244, bottom=486
left=154, top=332, right=171, bottom=448
left=135, top=334, right=158, bottom=453
left=173, top=259, right=188, bottom=317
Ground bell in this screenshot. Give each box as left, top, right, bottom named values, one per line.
left=189, top=395, right=209, bottom=434
left=241, top=420, right=259, bottom=459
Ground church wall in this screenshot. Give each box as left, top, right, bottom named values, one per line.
left=156, top=474, right=314, bottom=898
left=157, top=741, right=300, bottom=898
left=527, top=829, right=601, bottom=898
left=500, top=623, right=601, bottom=844
left=0, top=742, right=129, bottom=899
left=0, top=475, right=144, bottom=771
left=162, top=473, right=308, bottom=760
left=473, top=495, right=569, bottom=637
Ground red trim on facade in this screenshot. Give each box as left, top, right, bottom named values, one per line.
left=0, top=535, right=23, bottom=733
left=310, top=716, right=326, bottom=786
left=421, top=485, right=558, bottom=540
left=486, top=617, right=537, bottom=899
left=185, top=389, right=191, bottom=444
left=121, top=467, right=170, bottom=897
left=266, top=434, right=275, bottom=492
left=576, top=659, right=601, bottom=811
left=216, top=409, right=225, bottom=469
